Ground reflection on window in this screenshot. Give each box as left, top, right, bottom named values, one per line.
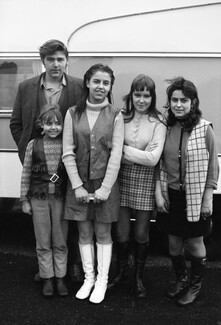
left=0, top=59, right=42, bottom=110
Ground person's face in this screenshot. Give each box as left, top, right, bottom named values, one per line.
left=170, top=90, right=192, bottom=119
left=41, top=117, right=62, bottom=139
left=86, top=71, right=111, bottom=104
left=43, top=51, right=67, bottom=80
left=132, top=88, right=152, bottom=114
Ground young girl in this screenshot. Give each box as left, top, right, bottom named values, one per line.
left=109, top=74, right=167, bottom=298
left=155, top=77, right=219, bottom=306
left=21, top=104, right=68, bottom=297
left=62, top=63, right=124, bottom=304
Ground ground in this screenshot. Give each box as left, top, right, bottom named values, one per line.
left=0, top=203, right=221, bottom=325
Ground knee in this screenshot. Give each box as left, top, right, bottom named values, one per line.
left=95, top=225, right=112, bottom=243
left=78, top=228, right=93, bottom=243
left=187, top=238, right=205, bottom=256
left=134, top=229, right=149, bottom=244
left=168, top=236, right=184, bottom=255
left=115, top=226, right=130, bottom=242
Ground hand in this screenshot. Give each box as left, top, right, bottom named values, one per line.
left=146, top=141, right=158, bottom=152
left=22, top=200, right=32, bottom=215
left=201, top=199, right=213, bottom=220
left=74, top=186, right=89, bottom=204
left=156, top=196, right=169, bottom=214
left=94, top=188, right=109, bottom=203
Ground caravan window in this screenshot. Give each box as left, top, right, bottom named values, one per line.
left=0, top=59, right=41, bottom=111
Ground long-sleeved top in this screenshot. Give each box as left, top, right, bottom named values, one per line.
left=62, top=98, right=124, bottom=198
left=123, top=111, right=167, bottom=166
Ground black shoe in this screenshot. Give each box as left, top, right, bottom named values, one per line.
left=166, top=277, right=189, bottom=298
left=56, top=277, right=69, bottom=296
left=177, top=284, right=200, bottom=306
left=42, top=278, right=54, bottom=297
left=34, top=272, right=43, bottom=283
left=108, top=270, right=128, bottom=289
left=135, top=277, right=147, bottom=298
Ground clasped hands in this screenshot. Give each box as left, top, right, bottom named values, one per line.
left=75, top=186, right=106, bottom=204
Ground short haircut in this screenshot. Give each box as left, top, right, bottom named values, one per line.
left=39, top=39, right=68, bottom=61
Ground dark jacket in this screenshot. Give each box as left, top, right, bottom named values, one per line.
left=10, top=72, right=83, bottom=163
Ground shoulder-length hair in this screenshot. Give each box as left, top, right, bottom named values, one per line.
left=74, top=63, right=115, bottom=119
left=122, top=74, right=162, bottom=123
left=165, top=77, right=202, bottom=132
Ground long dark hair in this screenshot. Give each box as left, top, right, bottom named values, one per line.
left=74, top=64, right=115, bottom=119
left=122, top=74, right=162, bottom=123
left=165, top=77, right=202, bottom=132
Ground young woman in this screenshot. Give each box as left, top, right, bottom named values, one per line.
left=21, top=104, right=68, bottom=297
left=109, top=74, right=166, bottom=298
left=155, top=77, right=219, bottom=306
left=62, top=64, right=124, bottom=304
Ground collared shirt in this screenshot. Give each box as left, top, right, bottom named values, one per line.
left=40, top=75, right=66, bottom=104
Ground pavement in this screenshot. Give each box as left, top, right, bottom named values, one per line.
left=0, top=203, right=221, bottom=325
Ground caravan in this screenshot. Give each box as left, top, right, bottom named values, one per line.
left=1, top=0, right=221, bottom=209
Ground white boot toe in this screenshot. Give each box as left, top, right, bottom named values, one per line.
left=76, top=281, right=95, bottom=300
left=89, top=284, right=107, bottom=304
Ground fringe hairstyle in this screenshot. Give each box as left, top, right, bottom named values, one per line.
left=122, top=74, right=162, bottom=123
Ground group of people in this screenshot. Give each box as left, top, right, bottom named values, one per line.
left=10, top=39, right=219, bottom=307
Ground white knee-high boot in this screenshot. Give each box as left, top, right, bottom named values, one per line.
left=75, top=243, right=95, bottom=300
left=89, top=242, right=112, bottom=304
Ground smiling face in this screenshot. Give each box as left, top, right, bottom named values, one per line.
left=86, top=71, right=111, bottom=104
left=43, top=51, right=67, bottom=81
left=41, top=116, right=62, bottom=139
left=170, top=90, right=192, bottom=119
left=132, top=88, right=152, bottom=114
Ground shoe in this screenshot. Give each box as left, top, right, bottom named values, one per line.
left=42, top=278, right=54, bottom=297
left=34, top=272, right=43, bottom=283
left=56, top=277, right=69, bottom=296
left=89, top=282, right=107, bottom=304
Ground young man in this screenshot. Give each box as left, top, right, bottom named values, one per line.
left=10, top=39, right=83, bottom=163
left=10, top=39, right=84, bottom=285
